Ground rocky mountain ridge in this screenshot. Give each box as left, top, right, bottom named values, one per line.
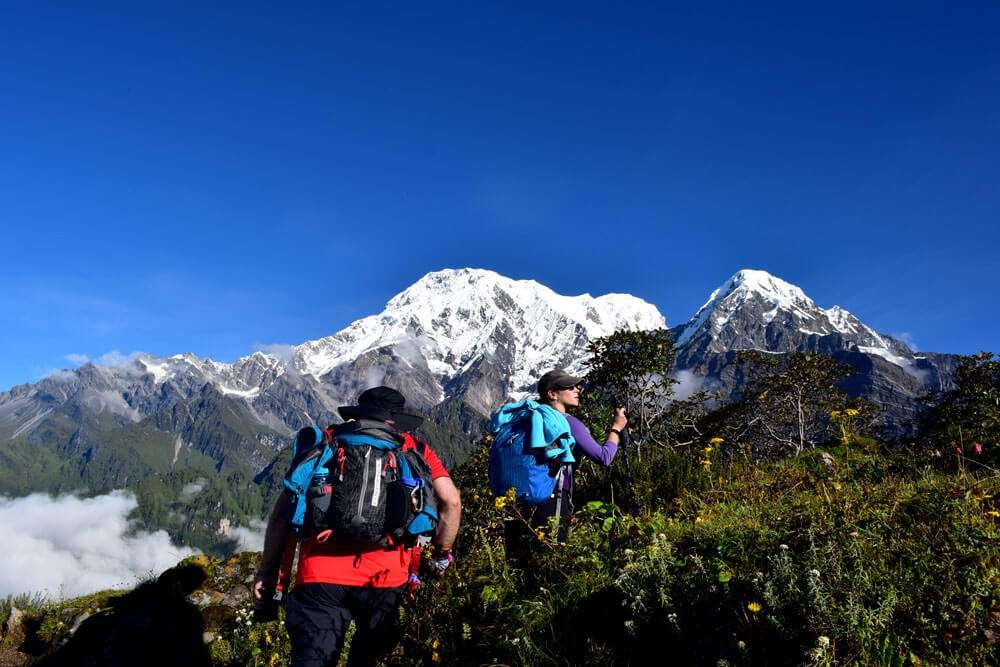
left=1, top=268, right=959, bottom=474
left=669, top=269, right=956, bottom=431
left=0, top=269, right=665, bottom=503
left=0, top=266, right=962, bottom=553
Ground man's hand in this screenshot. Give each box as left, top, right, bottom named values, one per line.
left=426, top=550, right=454, bottom=576
left=252, top=577, right=281, bottom=622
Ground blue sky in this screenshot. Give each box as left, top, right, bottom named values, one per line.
left=1, top=2, right=998, bottom=390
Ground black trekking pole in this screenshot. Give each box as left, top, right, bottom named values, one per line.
left=616, top=397, right=640, bottom=516
left=619, top=427, right=640, bottom=516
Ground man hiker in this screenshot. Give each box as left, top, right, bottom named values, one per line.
left=254, top=386, right=462, bottom=667
left=491, top=369, right=626, bottom=550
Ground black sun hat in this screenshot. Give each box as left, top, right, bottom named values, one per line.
left=537, top=369, right=584, bottom=398
left=338, top=386, right=424, bottom=431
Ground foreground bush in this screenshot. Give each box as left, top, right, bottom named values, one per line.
left=5, top=444, right=996, bottom=666
left=397, top=445, right=1000, bottom=666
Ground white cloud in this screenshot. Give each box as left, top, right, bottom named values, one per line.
left=60, top=350, right=149, bottom=373
left=253, top=343, right=297, bottom=365
left=95, top=350, right=146, bottom=368
left=892, top=332, right=919, bottom=352
left=80, top=389, right=141, bottom=421
left=903, top=365, right=931, bottom=384
left=364, top=365, right=387, bottom=389
left=230, top=520, right=266, bottom=552
left=0, top=491, right=199, bottom=599
left=180, top=480, right=206, bottom=498
left=672, top=370, right=705, bottom=401
left=42, top=369, right=77, bottom=382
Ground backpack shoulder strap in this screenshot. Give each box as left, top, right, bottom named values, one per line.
left=283, top=426, right=335, bottom=530
left=288, top=426, right=329, bottom=471
left=402, top=432, right=429, bottom=455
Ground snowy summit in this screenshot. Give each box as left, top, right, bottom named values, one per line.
left=291, top=268, right=665, bottom=395
left=673, top=269, right=910, bottom=366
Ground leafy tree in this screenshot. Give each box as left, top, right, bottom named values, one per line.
left=573, top=329, right=714, bottom=511
left=921, top=352, right=1000, bottom=462
left=706, top=351, right=858, bottom=458
left=579, top=328, right=677, bottom=447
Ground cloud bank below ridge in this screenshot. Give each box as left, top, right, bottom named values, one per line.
left=0, top=491, right=198, bottom=599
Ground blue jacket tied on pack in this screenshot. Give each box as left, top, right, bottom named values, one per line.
left=488, top=400, right=576, bottom=503
left=491, top=400, right=576, bottom=463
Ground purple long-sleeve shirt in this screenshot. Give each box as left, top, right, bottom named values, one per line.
left=562, top=413, right=618, bottom=490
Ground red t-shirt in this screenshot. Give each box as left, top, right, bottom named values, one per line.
left=295, top=434, right=450, bottom=588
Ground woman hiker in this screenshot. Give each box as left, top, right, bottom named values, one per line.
left=492, top=369, right=627, bottom=554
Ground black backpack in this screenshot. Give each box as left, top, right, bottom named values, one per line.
left=283, top=424, right=439, bottom=546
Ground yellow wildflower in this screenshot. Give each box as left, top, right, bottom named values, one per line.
left=845, top=408, right=859, bottom=417
left=431, top=650, right=441, bottom=663
left=535, top=528, right=547, bottom=541
left=703, top=446, right=713, bottom=454
left=695, top=516, right=704, bottom=524
left=747, top=601, right=762, bottom=614
left=494, top=496, right=508, bottom=510
left=829, top=410, right=841, bottom=419
left=699, top=459, right=712, bottom=467
left=432, top=639, right=441, bottom=649
left=189, top=554, right=211, bottom=568
left=709, top=436, right=724, bottom=445
left=987, top=510, right=1000, bottom=518
left=831, top=482, right=842, bottom=491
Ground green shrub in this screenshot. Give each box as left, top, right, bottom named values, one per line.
left=398, top=444, right=1000, bottom=666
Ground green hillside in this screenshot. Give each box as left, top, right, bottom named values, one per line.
left=3, top=343, right=997, bottom=664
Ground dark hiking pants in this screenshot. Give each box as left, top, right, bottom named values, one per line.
left=503, top=492, right=574, bottom=568
left=284, top=583, right=405, bottom=667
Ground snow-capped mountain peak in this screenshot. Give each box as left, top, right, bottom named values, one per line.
left=673, top=269, right=910, bottom=366
left=717, top=269, right=813, bottom=306
left=699, top=269, right=816, bottom=320
left=8, top=267, right=663, bottom=441
left=676, top=269, right=816, bottom=347
left=291, top=268, right=665, bottom=397
left=0, top=267, right=955, bottom=459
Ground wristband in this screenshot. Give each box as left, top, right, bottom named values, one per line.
left=609, top=428, right=622, bottom=436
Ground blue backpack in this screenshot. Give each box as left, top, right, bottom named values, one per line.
left=487, top=401, right=576, bottom=504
